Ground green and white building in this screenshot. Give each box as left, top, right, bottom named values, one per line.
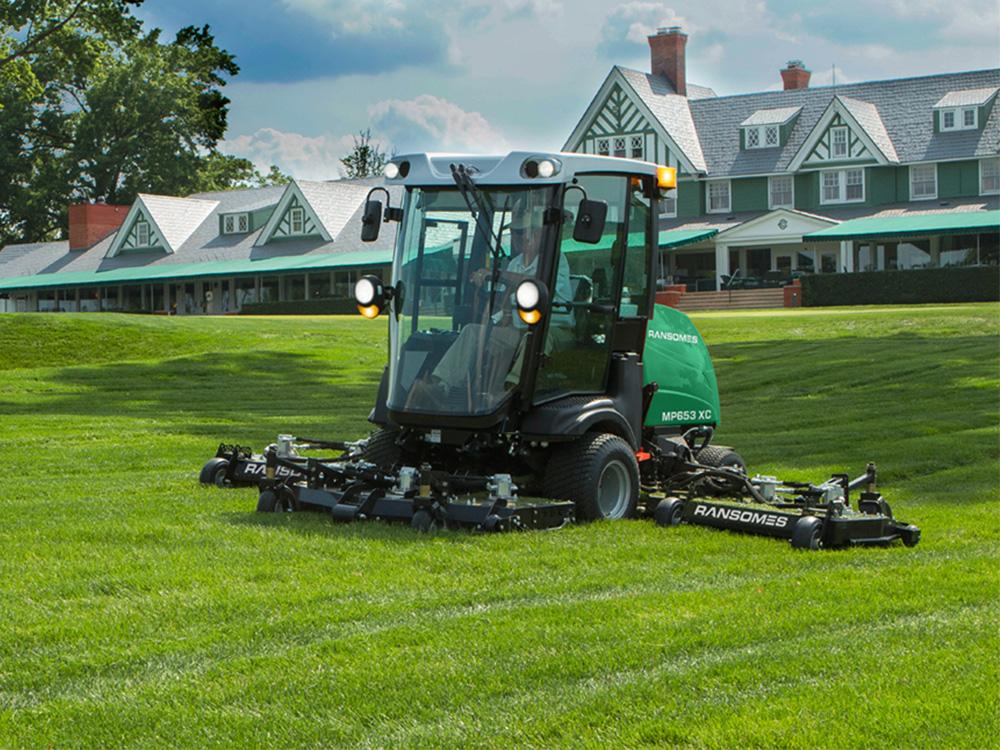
left=0, top=178, right=398, bottom=313
left=565, top=27, right=999, bottom=291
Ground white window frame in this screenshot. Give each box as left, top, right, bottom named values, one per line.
left=909, top=163, right=937, bottom=201
left=629, top=134, right=644, bottom=160
left=743, top=124, right=780, bottom=150
left=706, top=180, right=731, bottom=214
left=940, top=107, right=977, bottom=131
left=831, top=126, right=849, bottom=159
left=222, top=212, right=251, bottom=235
left=135, top=220, right=150, bottom=247
left=768, top=175, right=794, bottom=209
left=819, top=168, right=866, bottom=205
left=289, top=206, right=305, bottom=234
left=980, top=157, right=1000, bottom=195
left=596, top=138, right=610, bottom=156
left=613, top=137, right=627, bottom=158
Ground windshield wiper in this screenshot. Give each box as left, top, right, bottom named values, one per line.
left=450, top=163, right=510, bottom=315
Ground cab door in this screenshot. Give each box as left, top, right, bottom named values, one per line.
left=533, top=173, right=642, bottom=403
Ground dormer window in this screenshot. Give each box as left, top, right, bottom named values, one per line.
left=740, top=106, right=800, bottom=151
left=136, top=221, right=150, bottom=247
left=222, top=212, right=249, bottom=234
left=744, top=124, right=779, bottom=149
left=940, top=107, right=977, bottom=131
left=934, top=88, right=996, bottom=132
left=597, top=138, right=609, bottom=156
left=831, top=126, right=848, bottom=158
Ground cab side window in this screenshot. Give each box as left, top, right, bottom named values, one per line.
left=620, top=180, right=652, bottom=317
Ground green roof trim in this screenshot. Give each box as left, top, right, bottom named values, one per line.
left=0, top=250, right=392, bottom=292
left=803, top=210, right=1000, bottom=241
left=659, top=228, right=719, bottom=248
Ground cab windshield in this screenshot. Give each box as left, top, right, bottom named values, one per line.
left=387, top=185, right=560, bottom=416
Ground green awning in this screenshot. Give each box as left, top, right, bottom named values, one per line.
left=803, top=210, right=1000, bottom=241
left=659, top=228, right=718, bottom=248
left=0, top=250, right=392, bottom=292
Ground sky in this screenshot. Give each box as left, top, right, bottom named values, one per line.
left=136, top=0, right=1000, bottom=180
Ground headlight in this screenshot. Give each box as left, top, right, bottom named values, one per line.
left=536, top=159, right=556, bottom=178
left=354, top=277, right=378, bottom=306
left=514, top=279, right=548, bottom=326
left=383, top=162, right=399, bottom=179
left=515, top=280, right=541, bottom=310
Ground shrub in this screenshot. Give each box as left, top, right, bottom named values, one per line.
left=801, top=266, right=1000, bottom=307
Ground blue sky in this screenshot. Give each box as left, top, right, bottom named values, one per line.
left=138, top=0, right=1000, bottom=180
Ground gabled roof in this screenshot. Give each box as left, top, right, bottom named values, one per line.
left=141, top=195, right=218, bottom=251
left=668, top=68, right=1000, bottom=176
left=0, top=181, right=402, bottom=284
left=934, top=88, right=998, bottom=108
left=740, top=107, right=801, bottom=127
left=256, top=179, right=375, bottom=246
left=615, top=66, right=707, bottom=173
left=835, top=96, right=899, bottom=162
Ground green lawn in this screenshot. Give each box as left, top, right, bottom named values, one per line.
left=0, top=304, right=997, bottom=749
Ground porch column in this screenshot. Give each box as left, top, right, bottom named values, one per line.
left=929, top=236, right=941, bottom=267
left=839, top=240, right=854, bottom=273
left=714, top=243, right=730, bottom=290
left=304, top=273, right=310, bottom=300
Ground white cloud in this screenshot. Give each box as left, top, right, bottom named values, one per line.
left=221, top=128, right=359, bottom=180
left=369, top=95, right=510, bottom=153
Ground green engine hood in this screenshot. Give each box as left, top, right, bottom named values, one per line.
left=642, top=304, right=721, bottom=428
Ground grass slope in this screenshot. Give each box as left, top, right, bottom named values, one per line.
left=0, top=305, right=997, bottom=749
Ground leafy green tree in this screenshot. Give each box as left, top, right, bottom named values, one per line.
left=340, top=129, right=392, bottom=179
left=0, top=2, right=281, bottom=246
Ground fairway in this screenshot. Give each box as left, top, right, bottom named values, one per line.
left=0, top=304, right=997, bottom=749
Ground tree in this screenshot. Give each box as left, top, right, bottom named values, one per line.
left=0, top=2, right=281, bottom=246
left=339, top=129, right=391, bottom=179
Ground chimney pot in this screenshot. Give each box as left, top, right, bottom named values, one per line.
left=781, top=60, right=811, bottom=90
left=648, top=26, right=687, bottom=96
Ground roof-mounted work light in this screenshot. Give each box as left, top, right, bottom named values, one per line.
left=515, top=279, right=549, bottom=326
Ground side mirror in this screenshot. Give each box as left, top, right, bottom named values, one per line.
left=573, top=199, right=608, bottom=244
left=361, top=199, right=383, bottom=242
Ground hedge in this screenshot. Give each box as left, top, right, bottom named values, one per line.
left=801, top=266, right=1000, bottom=307
left=240, top=297, right=359, bottom=315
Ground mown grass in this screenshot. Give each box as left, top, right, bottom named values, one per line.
left=0, top=304, right=997, bottom=749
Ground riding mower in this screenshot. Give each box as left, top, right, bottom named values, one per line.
left=200, top=151, right=919, bottom=549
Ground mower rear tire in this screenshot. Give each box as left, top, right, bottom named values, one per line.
left=363, top=428, right=402, bottom=471
left=791, top=515, right=823, bottom=550
left=544, top=433, right=639, bottom=521
left=200, top=457, right=230, bottom=487
left=654, top=497, right=685, bottom=527
left=695, top=446, right=746, bottom=496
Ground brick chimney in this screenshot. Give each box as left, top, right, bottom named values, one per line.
left=780, top=60, right=811, bottom=91
left=648, top=26, right=687, bottom=96
left=68, top=202, right=128, bottom=250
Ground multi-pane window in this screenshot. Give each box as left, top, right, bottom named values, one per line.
left=136, top=220, right=150, bottom=247
left=222, top=213, right=250, bottom=234
left=630, top=135, right=644, bottom=160
left=981, top=157, right=1000, bottom=194
left=845, top=169, right=864, bottom=201
left=707, top=180, right=731, bottom=213
left=769, top=175, right=794, bottom=208
left=289, top=207, right=305, bottom=234
left=909, top=164, right=937, bottom=200
left=821, top=169, right=865, bottom=204
left=660, top=187, right=677, bottom=218
left=940, top=107, right=977, bottom=131
left=597, top=138, right=610, bottom=156
left=613, top=137, right=626, bottom=157
left=831, top=126, right=848, bottom=158
left=743, top=125, right=780, bottom=150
